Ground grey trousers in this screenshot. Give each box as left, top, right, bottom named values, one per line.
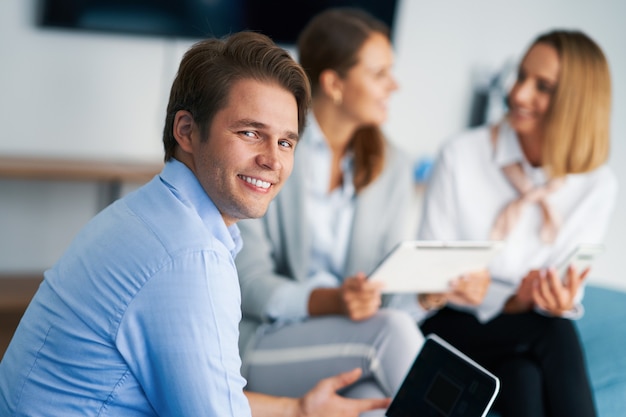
left=242, top=309, right=424, bottom=415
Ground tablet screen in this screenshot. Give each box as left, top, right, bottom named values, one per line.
left=386, top=334, right=499, bottom=417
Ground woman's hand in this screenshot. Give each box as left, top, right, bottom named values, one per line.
left=307, top=273, right=382, bottom=319
left=532, top=266, right=589, bottom=316
left=417, top=269, right=491, bottom=311
left=504, top=266, right=589, bottom=315
left=340, top=273, right=383, bottom=321
left=446, top=269, right=492, bottom=306
left=418, top=293, right=448, bottom=311
left=504, top=270, right=538, bottom=313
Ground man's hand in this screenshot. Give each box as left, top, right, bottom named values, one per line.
left=247, top=368, right=390, bottom=417
left=340, top=273, right=384, bottom=321
left=297, top=368, right=391, bottom=417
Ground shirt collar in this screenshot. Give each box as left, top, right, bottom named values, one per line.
left=302, top=114, right=355, bottom=199
left=494, top=119, right=548, bottom=184
left=159, top=159, right=243, bottom=257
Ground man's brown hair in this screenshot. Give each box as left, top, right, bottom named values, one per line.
left=163, top=31, right=311, bottom=161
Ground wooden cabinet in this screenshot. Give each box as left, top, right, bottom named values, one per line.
left=0, top=274, right=42, bottom=358
left=0, top=155, right=162, bottom=207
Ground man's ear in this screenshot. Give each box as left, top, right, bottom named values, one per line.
left=319, top=69, right=344, bottom=104
left=172, top=110, right=196, bottom=154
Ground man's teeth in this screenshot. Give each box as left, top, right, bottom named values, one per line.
left=242, top=176, right=270, bottom=189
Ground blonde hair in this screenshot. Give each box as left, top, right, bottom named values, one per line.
left=535, top=30, right=611, bottom=177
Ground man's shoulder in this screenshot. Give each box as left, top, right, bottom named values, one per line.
left=120, top=179, right=228, bottom=260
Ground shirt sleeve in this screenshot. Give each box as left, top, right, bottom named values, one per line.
left=542, top=168, right=618, bottom=320
left=264, top=270, right=339, bottom=321
left=236, top=216, right=321, bottom=323
left=115, top=250, right=251, bottom=417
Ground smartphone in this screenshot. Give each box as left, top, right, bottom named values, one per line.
left=557, top=244, right=604, bottom=281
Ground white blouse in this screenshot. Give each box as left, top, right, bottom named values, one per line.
left=304, top=116, right=356, bottom=284
left=418, top=121, right=618, bottom=322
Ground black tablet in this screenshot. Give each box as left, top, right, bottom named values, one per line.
left=386, top=334, right=499, bottom=417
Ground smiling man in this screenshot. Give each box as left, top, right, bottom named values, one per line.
left=0, top=32, right=389, bottom=417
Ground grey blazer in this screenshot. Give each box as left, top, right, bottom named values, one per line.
left=235, top=139, right=417, bottom=356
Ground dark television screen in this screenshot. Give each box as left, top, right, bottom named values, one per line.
left=36, top=0, right=399, bottom=45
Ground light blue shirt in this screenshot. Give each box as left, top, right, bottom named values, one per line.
left=0, top=160, right=251, bottom=416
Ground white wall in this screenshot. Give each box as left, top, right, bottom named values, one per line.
left=1, top=0, right=625, bottom=290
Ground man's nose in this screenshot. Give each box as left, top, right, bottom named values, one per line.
left=256, top=141, right=282, bottom=170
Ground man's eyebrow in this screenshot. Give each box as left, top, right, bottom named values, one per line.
left=232, top=118, right=299, bottom=142
left=231, top=118, right=265, bottom=129
left=285, top=131, right=300, bottom=142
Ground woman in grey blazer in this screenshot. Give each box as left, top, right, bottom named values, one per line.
left=235, top=8, right=427, bottom=408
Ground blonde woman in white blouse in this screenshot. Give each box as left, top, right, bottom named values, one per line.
left=418, top=30, right=616, bottom=417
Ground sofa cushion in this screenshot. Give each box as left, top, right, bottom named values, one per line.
left=575, top=284, right=626, bottom=417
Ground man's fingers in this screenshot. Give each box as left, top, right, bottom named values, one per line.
left=325, top=368, right=362, bottom=391
left=352, top=397, right=392, bottom=413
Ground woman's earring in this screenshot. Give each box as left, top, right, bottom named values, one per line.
left=333, top=93, right=342, bottom=106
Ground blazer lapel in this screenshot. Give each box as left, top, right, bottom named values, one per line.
left=277, top=147, right=311, bottom=282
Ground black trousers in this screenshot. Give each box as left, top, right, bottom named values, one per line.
left=420, top=308, right=597, bottom=417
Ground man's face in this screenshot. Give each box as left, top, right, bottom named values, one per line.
left=191, top=78, right=299, bottom=226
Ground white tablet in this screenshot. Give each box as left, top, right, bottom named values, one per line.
left=369, top=241, right=503, bottom=293
left=386, top=334, right=500, bottom=417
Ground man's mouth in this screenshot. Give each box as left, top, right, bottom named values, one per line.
left=239, top=175, right=271, bottom=189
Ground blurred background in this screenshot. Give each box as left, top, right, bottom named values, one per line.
left=0, top=0, right=625, bottom=291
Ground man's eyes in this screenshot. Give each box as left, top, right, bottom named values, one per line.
left=278, top=139, right=294, bottom=149
left=239, top=131, right=295, bottom=149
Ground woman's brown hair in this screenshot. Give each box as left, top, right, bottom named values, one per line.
left=534, top=30, right=611, bottom=177
left=297, top=8, right=390, bottom=192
